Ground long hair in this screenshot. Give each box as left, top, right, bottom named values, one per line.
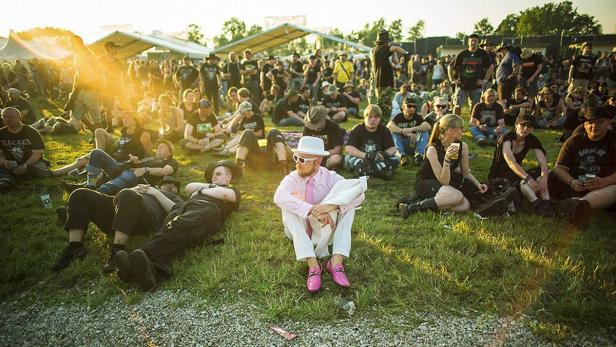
left=428, top=114, right=464, bottom=145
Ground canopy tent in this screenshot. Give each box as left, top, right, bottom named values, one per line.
left=88, top=31, right=211, bottom=59
left=0, top=31, right=72, bottom=60
left=211, top=23, right=371, bottom=57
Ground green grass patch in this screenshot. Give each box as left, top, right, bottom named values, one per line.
left=0, top=97, right=614, bottom=341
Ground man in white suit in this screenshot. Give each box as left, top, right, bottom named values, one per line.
left=274, top=136, right=365, bottom=292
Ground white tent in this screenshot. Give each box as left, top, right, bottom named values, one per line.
left=0, top=31, right=72, bottom=60
left=88, top=31, right=211, bottom=59
left=211, top=23, right=371, bottom=57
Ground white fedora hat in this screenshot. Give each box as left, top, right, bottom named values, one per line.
left=293, top=136, right=330, bottom=157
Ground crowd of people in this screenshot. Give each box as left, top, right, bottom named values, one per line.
left=0, top=29, right=615, bottom=292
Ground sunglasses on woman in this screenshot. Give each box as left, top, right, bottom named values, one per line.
left=293, top=154, right=318, bottom=164
left=436, top=104, right=447, bottom=109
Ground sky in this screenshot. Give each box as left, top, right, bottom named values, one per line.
left=2, top=0, right=615, bottom=44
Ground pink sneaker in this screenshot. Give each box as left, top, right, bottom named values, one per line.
left=306, top=266, right=322, bottom=292
left=327, top=260, right=351, bottom=287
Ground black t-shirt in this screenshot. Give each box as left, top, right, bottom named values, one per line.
left=188, top=112, right=218, bottom=140
left=556, top=130, right=616, bottom=179
left=346, top=123, right=394, bottom=153
left=241, top=60, right=259, bottom=82
left=303, top=119, right=343, bottom=151
left=488, top=132, right=545, bottom=180
left=506, top=97, right=530, bottom=116
left=5, top=98, right=35, bottom=124
left=270, top=67, right=287, bottom=90
left=416, top=140, right=462, bottom=182
left=571, top=54, right=596, bottom=80
left=323, top=94, right=349, bottom=110
left=132, top=157, right=179, bottom=186
left=293, top=96, right=310, bottom=114
left=192, top=186, right=241, bottom=221
left=452, top=49, right=492, bottom=90
left=238, top=113, right=265, bottom=138
left=471, top=102, right=504, bottom=127
left=272, top=97, right=295, bottom=124
left=520, top=54, right=542, bottom=80
left=305, top=64, right=320, bottom=85
left=0, top=125, right=45, bottom=164
left=391, top=112, right=424, bottom=129
left=372, top=44, right=394, bottom=89
left=344, top=90, right=361, bottom=107
left=179, top=102, right=198, bottom=122
left=261, top=63, right=274, bottom=90
left=175, top=65, right=199, bottom=88
left=322, top=67, right=334, bottom=83
left=199, top=63, right=220, bottom=87
left=291, top=61, right=304, bottom=77
left=423, top=111, right=441, bottom=128
left=113, top=127, right=146, bottom=161
left=222, top=61, right=241, bottom=87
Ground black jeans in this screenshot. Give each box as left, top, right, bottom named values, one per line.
left=141, top=199, right=223, bottom=278
left=65, top=188, right=153, bottom=236
left=238, top=128, right=285, bottom=168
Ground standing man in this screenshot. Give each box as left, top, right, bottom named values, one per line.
left=568, top=42, right=596, bottom=92
left=66, top=34, right=105, bottom=140
left=222, top=51, right=242, bottom=89
left=174, top=56, right=199, bottom=101
left=274, top=136, right=365, bottom=292
left=199, top=53, right=222, bottom=114
left=333, top=51, right=354, bottom=90
left=240, top=49, right=261, bottom=102
left=98, top=41, right=126, bottom=130
left=551, top=106, right=616, bottom=227
left=113, top=161, right=241, bottom=291
left=449, top=34, right=494, bottom=117
left=519, top=48, right=543, bottom=107
left=289, top=53, right=305, bottom=91
left=371, top=30, right=408, bottom=98
left=0, top=107, right=51, bottom=191
left=303, top=55, right=322, bottom=104
left=495, top=44, right=521, bottom=105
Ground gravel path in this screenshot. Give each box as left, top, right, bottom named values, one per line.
left=1, top=290, right=614, bottom=346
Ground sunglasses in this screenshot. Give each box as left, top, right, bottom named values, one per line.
left=436, top=105, right=447, bottom=109
left=405, top=104, right=416, bottom=108
left=293, top=154, right=318, bottom=164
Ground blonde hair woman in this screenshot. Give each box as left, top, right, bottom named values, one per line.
left=401, top=114, right=507, bottom=217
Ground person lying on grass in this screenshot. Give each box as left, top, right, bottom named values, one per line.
left=60, top=139, right=178, bottom=196
left=274, top=136, right=365, bottom=293
left=487, top=112, right=555, bottom=217
left=112, top=160, right=241, bottom=291
left=550, top=106, right=616, bottom=228
left=400, top=114, right=514, bottom=218
left=52, top=176, right=184, bottom=272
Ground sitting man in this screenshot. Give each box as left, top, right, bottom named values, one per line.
left=233, top=119, right=291, bottom=177
left=344, top=104, right=399, bottom=179
left=322, top=84, right=350, bottom=122
left=303, top=105, right=344, bottom=170
left=181, top=99, right=226, bottom=152
left=63, top=140, right=178, bottom=195
left=113, top=160, right=241, bottom=291
left=0, top=107, right=51, bottom=192
left=274, top=136, right=365, bottom=292
left=342, top=83, right=361, bottom=118
left=52, top=176, right=184, bottom=272
left=387, top=98, right=431, bottom=166
left=470, top=88, right=507, bottom=146
left=216, top=101, right=264, bottom=156
left=5, top=88, right=36, bottom=125
left=550, top=106, right=616, bottom=227
left=271, top=90, right=304, bottom=126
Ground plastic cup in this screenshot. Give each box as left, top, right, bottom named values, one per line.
left=450, top=143, right=460, bottom=160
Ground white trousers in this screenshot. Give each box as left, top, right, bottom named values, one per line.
left=282, top=209, right=355, bottom=261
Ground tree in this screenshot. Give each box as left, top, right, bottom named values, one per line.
left=388, top=19, right=403, bottom=42
left=495, top=1, right=601, bottom=37
left=455, top=32, right=467, bottom=41
left=348, top=18, right=386, bottom=47
left=473, top=18, right=494, bottom=36
left=213, top=17, right=262, bottom=47
left=406, top=19, right=425, bottom=41
left=186, top=24, right=204, bottom=44
left=494, top=14, right=519, bottom=36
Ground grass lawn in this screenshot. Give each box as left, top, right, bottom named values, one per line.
left=0, top=97, right=614, bottom=341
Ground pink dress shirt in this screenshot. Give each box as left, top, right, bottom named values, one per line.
left=274, top=167, right=365, bottom=219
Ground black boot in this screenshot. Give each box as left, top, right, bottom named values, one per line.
left=113, top=250, right=131, bottom=283
left=52, top=242, right=88, bottom=271
left=400, top=198, right=437, bottom=219
left=474, top=197, right=509, bottom=218
left=129, top=249, right=157, bottom=291
left=103, top=244, right=126, bottom=273
left=557, top=198, right=592, bottom=228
